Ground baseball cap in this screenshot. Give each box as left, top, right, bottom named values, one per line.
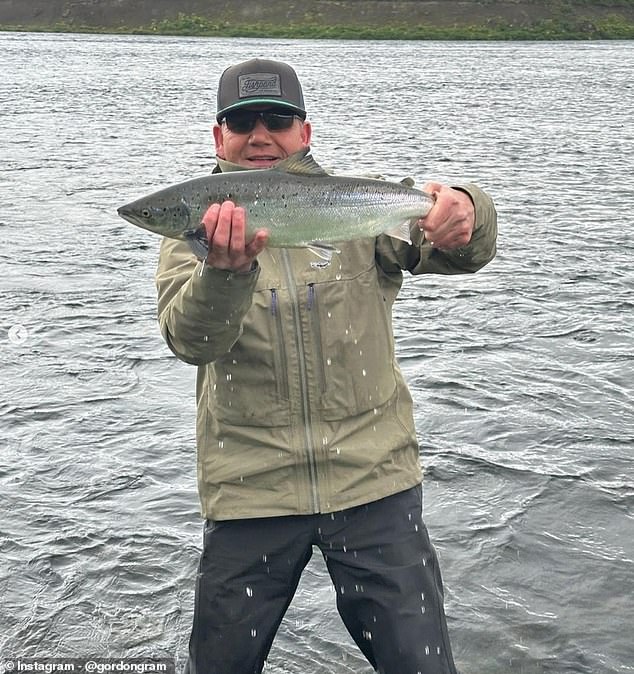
left=216, top=58, right=306, bottom=122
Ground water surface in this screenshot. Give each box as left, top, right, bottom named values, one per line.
left=1, top=34, right=633, bottom=674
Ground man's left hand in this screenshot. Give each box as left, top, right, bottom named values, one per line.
left=418, top=183, right=475, bottom=251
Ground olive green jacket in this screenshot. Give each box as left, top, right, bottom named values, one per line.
left=156, top=158, right=497, bottom=520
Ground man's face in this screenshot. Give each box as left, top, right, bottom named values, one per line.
left=213, top=105, right=312, bottom=169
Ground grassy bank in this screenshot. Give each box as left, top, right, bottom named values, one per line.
left=146, top=14, right=634, bottom=39
left=1, top=14, right=634, bottom=40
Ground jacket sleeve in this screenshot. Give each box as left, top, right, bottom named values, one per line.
left=376, top=183, right=497, bottom=275
left=155, top=237, right=259, bottom=366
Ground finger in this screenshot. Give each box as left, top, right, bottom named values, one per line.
left=201, top=202, right=221, bottom=224
left=201, top=203, right=221, bottom=241
left=431, top=225, right=462, bottom=249
left=419, top=188, right=444, bottom=234
left=228, top=206, right=247, bottom=258
left=211, top=200, right=236, bottom=253
left=423, top=181, right=443, bottom=195
left=245, top=229, right=270, bottom=258
left=432, top=223, right=473, bottom=251
left=420, top=216, right=441, bottom=242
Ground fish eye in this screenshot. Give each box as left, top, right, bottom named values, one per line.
left=141, top=209, right=151, bottom=218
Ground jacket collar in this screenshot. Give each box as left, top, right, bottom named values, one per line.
left=214, top=147, right=311, bottom=174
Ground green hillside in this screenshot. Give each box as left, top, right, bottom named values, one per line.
left=1, top=0, right=633, bottom=39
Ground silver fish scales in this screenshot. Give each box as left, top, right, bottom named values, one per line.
left=117, top=153, right=434, bottom=263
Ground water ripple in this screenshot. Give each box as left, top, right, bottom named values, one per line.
left=1, top=34, right=633, bottom=674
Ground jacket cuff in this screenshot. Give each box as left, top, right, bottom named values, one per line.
left=446, top=183, right=497, bottom=267
left=199, top=259, right=260, bottom=281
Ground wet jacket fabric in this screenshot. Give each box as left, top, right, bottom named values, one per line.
left=155, top=156, right=497, bottom=520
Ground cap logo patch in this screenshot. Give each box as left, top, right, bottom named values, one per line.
left=238, top=73, right=281, bottom=98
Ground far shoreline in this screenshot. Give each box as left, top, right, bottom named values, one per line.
left=1, top=16, right=633, bottom=41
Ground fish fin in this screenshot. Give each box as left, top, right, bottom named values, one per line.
left=385, top=220, right=413, bottom=245
left=400, top=177, right=415, bottom=187
left=307, top=242, right=340, bottom=268
left=273, top=153, right=329, bottom=177
left=184, top=227, right=209, bottom=259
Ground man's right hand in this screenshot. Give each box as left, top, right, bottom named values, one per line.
left=202, top=201, right=269, bottom=273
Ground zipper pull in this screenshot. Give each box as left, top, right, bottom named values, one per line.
left=307, top=283, right=315, bottom=311
left=270, top=288, right=278, bottom=316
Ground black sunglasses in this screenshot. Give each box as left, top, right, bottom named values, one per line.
left=222, top=108, right=303, bottom=134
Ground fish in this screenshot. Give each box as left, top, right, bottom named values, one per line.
left=117, top=153, right=434, bottom=266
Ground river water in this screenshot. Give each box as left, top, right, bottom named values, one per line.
left=1, top=33, right=633, bottom=674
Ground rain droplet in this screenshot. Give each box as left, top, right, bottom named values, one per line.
left=218, top=440, right=224, bottom=449
left=362, top=369, right=367, bottom=377
left=326, top=357, right=332, bottom=366
left=335, top=273, right=342, bottom=280
left=251, top=628, right=257, bottom=638
left=425, top=645, right=430, bottom=655
left=246, top=586, right=253, bottom=597
left=327, top=311, right=332, bottom=318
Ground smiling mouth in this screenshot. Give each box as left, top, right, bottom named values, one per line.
left=248, top=156, right=279, bottom=163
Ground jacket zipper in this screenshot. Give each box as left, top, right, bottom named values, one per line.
left=307, top=284, right=327, bottom=395
left=270, top=288, right=290, bottom=400
left=281, top=250, right=320, bottom=512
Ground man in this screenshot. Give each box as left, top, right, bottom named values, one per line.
left=156, top=58, right=497, bottom=674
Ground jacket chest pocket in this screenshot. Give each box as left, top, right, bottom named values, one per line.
left=309, top=266, right=397, bottom=420
left=211, top=287, right=290, bottom=427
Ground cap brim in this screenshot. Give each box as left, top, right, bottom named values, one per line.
left=216, top=98, right=306, bottom=121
